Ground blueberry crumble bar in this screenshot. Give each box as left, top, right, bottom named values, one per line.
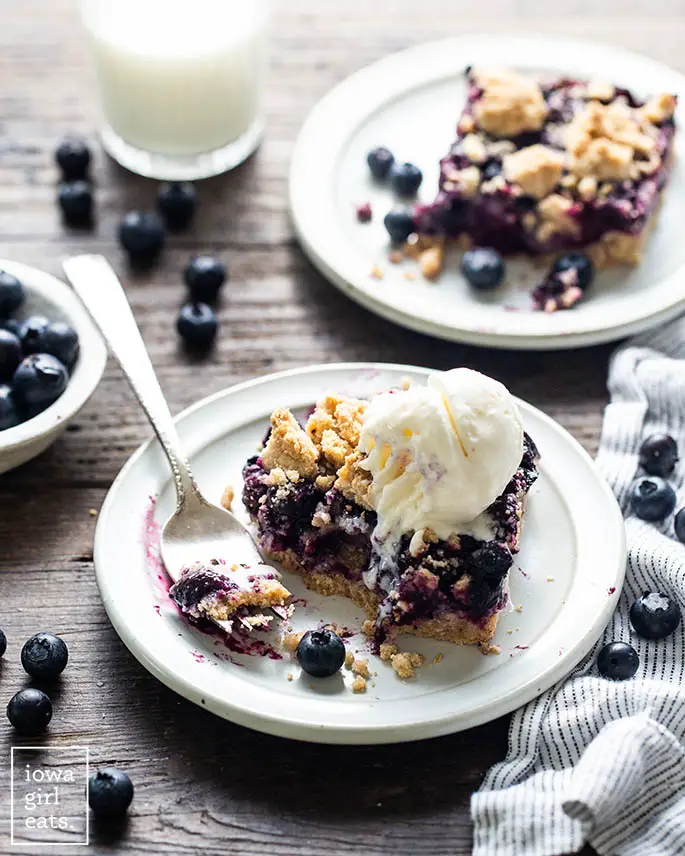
left=169, top=559, right=292, bottom=631
left=413, top=68, right=677, bottom=268
left=240, top=369, right=539, bottom=647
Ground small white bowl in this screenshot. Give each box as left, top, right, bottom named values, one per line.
left=0, top=259, right=107, bottom=473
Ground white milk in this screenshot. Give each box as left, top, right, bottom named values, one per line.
left=82, top=0, right=267, bottom=166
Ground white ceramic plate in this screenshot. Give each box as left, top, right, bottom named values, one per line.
left=289, top=35, right=685, bottom=349
left=94, top=364, right=626, bottom=744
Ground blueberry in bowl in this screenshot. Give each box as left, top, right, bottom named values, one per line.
left=0, top=260, right=107, bottom=473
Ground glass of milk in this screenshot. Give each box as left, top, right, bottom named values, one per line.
left=80, top=0, right=268, bottom=180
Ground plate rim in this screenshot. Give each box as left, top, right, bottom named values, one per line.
left=289, top=33, right=685, bottom=350
left=94, top=362, right=627, bottom=744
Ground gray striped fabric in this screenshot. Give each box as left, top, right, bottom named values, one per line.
left=471, top=318, right=685, bottom=856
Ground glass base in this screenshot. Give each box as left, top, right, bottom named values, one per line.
left=100, top=120, right=263, bottom=180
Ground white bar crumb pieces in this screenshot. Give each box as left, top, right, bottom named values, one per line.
left=351, top=676, right=367, bottom=693
left=220, top=484, right=234, bottom=511
left=344, top=650, right=355, bottom=669
left=283, top=632, right=304, bottom=652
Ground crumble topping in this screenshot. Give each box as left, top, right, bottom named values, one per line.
left=502, top=144, right=564, bottom=199
left=472, top=68, right=548, bottom=138
left=344, top=650, right=355, bottom=668
left=584, top=79, right=615, bottom=102
left=535, top=194, right=580, bottom=243
left=461, top=133, right=488, bottom=164
left=283, top=632, right=304, bottom=652
left=351, top=676, right=367, bottom=693
left=419, top=245, right=444, bottom=280
left=639, top=92, right=677, bottom=124
left=446, top=165, right=481, bottom=199
left=566, top=100, right=657, bottom=180
left=261, top=408, right=319, bottom=479
left=390, top=651, right=425, bottom=679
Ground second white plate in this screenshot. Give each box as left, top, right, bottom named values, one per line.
left=94, top=364, right=626, bottom=744
left=290, top=34, right=685, bottom=349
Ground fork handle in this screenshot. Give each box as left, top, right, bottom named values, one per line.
left=63, top=254, right=200, bottom=508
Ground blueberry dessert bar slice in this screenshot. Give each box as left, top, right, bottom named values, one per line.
left=169, top=559, right=292, bottom=631
left=414, top=68, right=677, bottom=268
left=240, top=369, right=539, bottom=647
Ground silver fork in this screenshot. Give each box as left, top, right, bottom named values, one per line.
left=63, top=254, right=288, bottom=634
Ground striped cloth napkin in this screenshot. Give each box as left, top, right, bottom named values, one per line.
left=471, top=318, right=685, bottom=856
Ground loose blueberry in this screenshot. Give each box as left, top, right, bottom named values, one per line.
left=383, top=210, right=415, bottom=244
left=461, top=247, right=505, bottom=290
left=89, top=768, right=134, bottom=819
left=0, top=271, right=25, bottom=317
left=21, top=632, right=69, bottom=680
left=176, top=302, right=218, bottom=348
left=597, top=641, right=639, bottom=680
left=156, top=182, right=197, bottom=231
left=7, top=688, right=53, bottom=734
left=55, top=137, right=92, bottom=180
left=118, top=212, right=166, bottom=263
left=389, top=162, right=423, bottom=197
left=0, top=329, right=22, bottom=382
left=19, top=316, right=49, bottom=355
left=638, top=433, right=678, bottom=477
left=12, top=354, right=68, bottom=412
left=0, top=628, right=6, bottom=657
left=183, top=256, right=227, bottom=304
left=37, top=322, right=80, bottom=369
left=366, top=146, right=395, bottom=180
left=629, top=475, right=676, bottom=521
left=0, top=385, right=20, bottom=431
left=1, top=318, right=22, bottom=337
left=552, top=252, right=594, bottom=291
left=630, top=592, right=681, bottom=639
left=675, top=508, right=685, bottom=544
left=296, top=629, right=346, bottom=678
left=58, top=181, right=94, bottom=226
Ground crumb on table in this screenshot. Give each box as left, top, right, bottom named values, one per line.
left=352, top=658, right=371, bottom=679
left=89, top=508, right=97, bottom=517
left=220, top=484, right=235, bottom=511
left=390, top=651, right=424, bottom=679
left=379, top=642, right=399, bottom=661
left=351, top=676, right=367, bottom=693
left=283, top=632, right=304, bottom=652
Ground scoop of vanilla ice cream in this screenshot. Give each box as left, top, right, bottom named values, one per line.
left=359, top=368, right=524, bottom=544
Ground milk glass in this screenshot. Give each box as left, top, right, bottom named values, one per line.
left=80, top=0, right=268, bottom=179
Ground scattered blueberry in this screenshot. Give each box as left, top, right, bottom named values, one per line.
left=675, top=508, right=685, bottom=544
left=366, top=146, right=395, bottom=180
left=461, top=247, right=505, bottom=290
left=12, top=354, right=69, bottom=412
left=36, top=322, right=80, bottom=368
left=183, top=256, right=227, bottom=304
left=639, top=433, right=678, bottom=477
left=55, top=137, right=91, bottom=180
left=0, top=627, right=6, bottom=658
left=176, top=302, right=218, bottom=348
left=389, top=162, right=423, bottom=197
left=88, top=768, right=134, bottom=819
left=1, top=318, right=22, bottom=337
left=597, top=641, right=639, bottom=680
left=0, top=329, right=22, bottom=382
left=0, top=271, right=25, bottom=317
left=118, top=212, right=166, bottom=263
left=629, top=475, right=676, bottom=521
left=21, top=632, right=69, bottom=680
left=7, top=688, right=53, bottom=734
left=296, top=628, right=346, bottom=678
left=629, top=592, right=681, bottom=639
left=19, top=316, right=49, bottom=355
left=383, top=209, right=415, bottom=244
left=157, top=182, right=197, bottom=231
left=0, top=385, right=19, bottom=431
left=552, top=252, right=594, bottom=291
left=58, top=181, right=94, bottom=226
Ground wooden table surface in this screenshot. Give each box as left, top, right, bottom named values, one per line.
left=2, top=1, right=683, bottom=853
